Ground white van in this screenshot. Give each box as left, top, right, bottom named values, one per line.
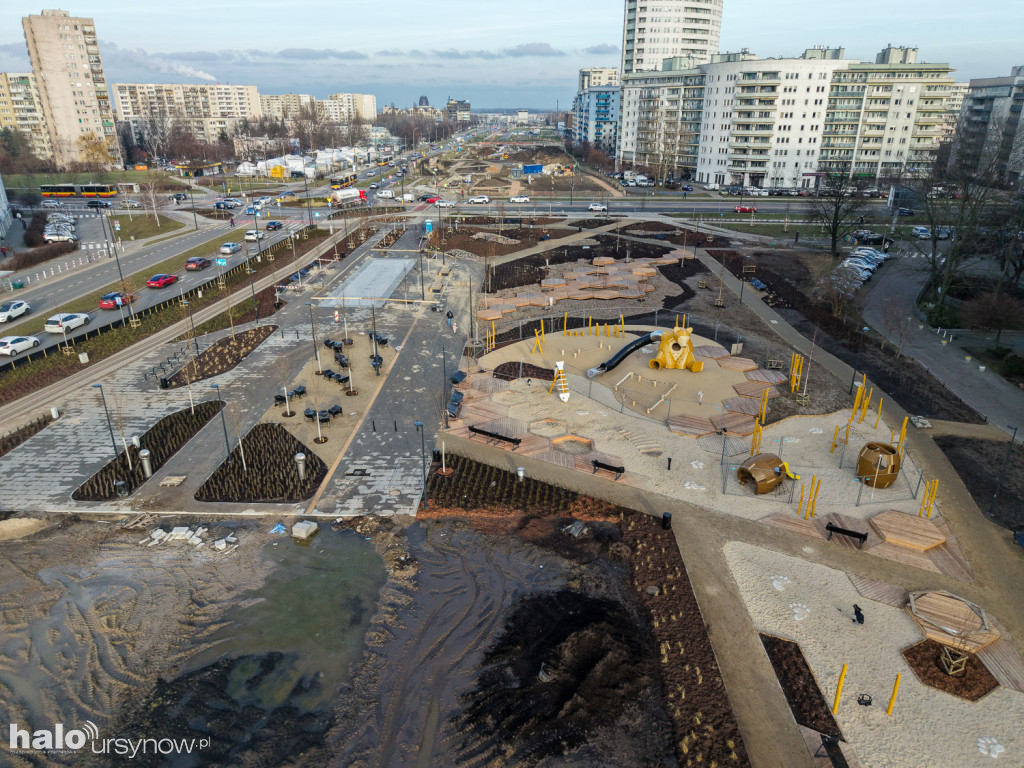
left=401, top=193, right=414, bottom=203
left=377, top=189, right=395, bottom=199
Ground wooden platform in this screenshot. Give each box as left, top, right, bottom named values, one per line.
left=765, top=512, right=820, bottom=538
left=869, top=510, right=946, bottom=551
left=907, top=591, right=1000, bottom=653
left=745, top=368, right=788, bottom=385
left=848, top=574, right=910, bottom=608
left=711, top=411, right=757, bottom=435
left=668, top=414, right=716, bottom=437
left=717, top=355, right=758, bottom=372
left=976, top=635, right=1024, bottom=694
left=815, top=513, right=883, bottom=551
left=722, top=396, right=762, bottom=416
left=733, top=380, right=779, bottom=399
left=693, top=345, right=729, bottom=359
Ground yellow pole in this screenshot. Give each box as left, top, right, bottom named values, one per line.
left=874, top=398, right=883, bottom=429
left=588, top=316, right=592, bottom=335
left=830, top=425, right=840, bottom=454
left=683, top=313, right=688, bottom=328
left=859, top=388, right=872, bottom=423
left=562, top=312, right=567, bottom=335
left=797, top=484, right=805, bottom=517
left=541, top=321, right=546, bottom=343
left=675, top=314, right=679, bottom=330
left=832, top=664, right=848, bottom=714
left=852, top=385, right=863, bottom=419
left=886, top=674, right=901, bottom=716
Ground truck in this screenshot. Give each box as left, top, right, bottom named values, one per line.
left=328, top=188, right=367, bottom=207
left=401, top=193, right=415, bottom=203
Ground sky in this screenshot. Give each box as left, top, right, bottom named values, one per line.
left=0, top=1, right=1021, bottom=110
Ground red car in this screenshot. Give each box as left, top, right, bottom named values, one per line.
left=99, top=292, right=134, bottom=310
left=425, top=196, right=439, bottom=204
left=147, top=273, right=179, bottom=289
left=734, top=205, right=757, bottom=213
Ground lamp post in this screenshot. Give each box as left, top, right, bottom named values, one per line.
left=441, top=343, right=449, bottom=428
left=92, top=383, right=120, bottom=465
left=187, top=182, right=199, bottom=231
left=301, top=169, right=313, bottom=227
left=99, top=211, right=127, bottom=291
left=414, top=420, right=428, bottom=508
left=988, top=425, right=1019, bottom=517
left=849, top=326, right=871, bottom=394
left=305, top=302, right=322, bottom=373
left=182, top=299, right=200, bottom=357
left=210, top=383, right=231, bottom=459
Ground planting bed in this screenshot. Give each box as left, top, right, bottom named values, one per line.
left=441, top=226, right=573, bottom=258
left=72, top=400, right=223, bottom=500
left=195, top=423, right=327, bottom=502
left=934, top=436, right=1024, bottom=531
left=759, top=633, right=843, bottom=739
left=901, top=639, right=999, bottom=701
left=0, top=413, right=54, bottom=461
left=492, top=360, right=555, bottom=381
left=183, top=286, right=284, bottom=338
left=166, top=325, right=276, bottom=386
left=375, top=227, right=406, bottom=249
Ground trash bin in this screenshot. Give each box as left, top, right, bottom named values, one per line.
left=11, top=281, right=23, bottom=289
left=159, top=377, right=169, bottom=389
left=115, top=481, right=129, bottom=498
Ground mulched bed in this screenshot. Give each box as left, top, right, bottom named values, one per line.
left=901, top=639, right=999, bottom=701
left=195, top=423, right=327, bottom=502
left=934, top=436, right=1024, bottom=531
left=442, top=226, right=574, bottom=258
left=759, top=633, right=843, bottom=739
left=72, top=400, right=223, bottom=500
left=492, top=361, right=555, bottom=381
left=166, top=325, right=276, bottom=387
left=0, top=413, right=55, bottom=461
left=659, top=258, right=710, bottom=309
left=489, top=233, right=672, bottom=292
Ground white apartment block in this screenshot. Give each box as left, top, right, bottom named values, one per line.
left=573, top=83, right=621, bottom=155
left=113, top=83, right=260, bottom=143
left=0, top=72, right=52, bottom=159
left=22, top=9, right=120, bottom=168
left=621, top=0, right=723, bottom=74
left=259, top=93, right=315, bottom=121
left=697, top=48, right=851, bottom=188
left=579, top=67, right=620, bottom=90
left=320, top=93, right=377, bottom=123
left=953, top=67, right=1024, bottom=184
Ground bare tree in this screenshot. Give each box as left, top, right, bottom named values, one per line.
left=960, top=292, right=1024, bottom=347
left=138, top=113, right=176, bottom=160
left=880, top=301, right=915, bottom=359
left=140, top=180, right=162, bottom=227
left=804, top=164, right=869, bottom=256
left=812, top=261, right=861, bottom=318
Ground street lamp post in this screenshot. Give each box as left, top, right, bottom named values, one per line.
left=441, top=343, right=449, bottom=428
left=302, top=170, right=313, bottom=227
left=92, top=383, right=121, bottom=466
left=988, top=425, right=1019, bottom=517
left=187, top=182, right=199, bottom=231
left=182, top=299, right=200, bottom=357
left=414, top=420, right=428, bottom=508
left=99, top=211, right=127, bottom=290
left=305, top=302, right=322, bottom=373
left=849, top=326, right=871, bottom=394
left=210, top=383, right=232, bottom=459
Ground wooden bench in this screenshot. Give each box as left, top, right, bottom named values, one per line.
left=592, top=459, right=625, bottom=480
left=468, top=425, right=521, bottom=450
left=825, top=522, right=869, bottom=549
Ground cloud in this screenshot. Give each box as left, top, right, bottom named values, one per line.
left=102, top=41, right=217, bottom=81
left=429, top=48, right=501, bottom=60
left=278, top=48, right=367, bottom=60
left=583, top=43, right=619, bottom=55
left=502, top=43, right=564, bottom=57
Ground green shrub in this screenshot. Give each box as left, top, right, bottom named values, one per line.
left=1002, top=354, right=1024, bottom=377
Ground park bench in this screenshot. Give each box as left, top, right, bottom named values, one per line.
left=468, top=425, right=521, bottom=449
left=816, top=734, right=850, bottom=768
left=592, top=459, right=625, bottom=480
left=825, top=522, right=869, bottom=549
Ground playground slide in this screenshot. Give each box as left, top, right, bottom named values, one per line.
left=780, top=462, right=800, bottom=480
left=587, top=330, right=663, bottom=379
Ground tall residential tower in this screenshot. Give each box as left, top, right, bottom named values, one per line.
left=621, top=0, right=723, bottom=74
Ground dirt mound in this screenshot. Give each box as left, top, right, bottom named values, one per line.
left=450, top=590, right=670, bottom=766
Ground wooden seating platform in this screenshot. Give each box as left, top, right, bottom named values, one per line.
left=869, top=510, right=946, bottom=551
left=693, top=345, right=729, bottom=359
left=717, top=356, right=758, bottom=372
left=906, top=591, right=1000, bottom=653
left=711, top=411, right=757, bottom=435
left=976, top=634, right=1024, bottom=693
left=746, top=367, right=788, bottom=385
left=733, top=380, right=779, bottom=399
left=668, top=414, right=716, bottom=437
left=722, top=396, right=762, bottom=416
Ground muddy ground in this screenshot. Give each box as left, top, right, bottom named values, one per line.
left=933, top=436, right=1024, bottom=531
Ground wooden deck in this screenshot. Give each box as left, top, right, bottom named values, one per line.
left=528, top=449, right=576, bottom=469
left=459, top=400, right=509, bottom=423
left=907, top=591, right=1000, bottom=653
left=668, top=414, right=716, bottom=437
left=976, top=635, right=1024, bottom=694
left=717, top=355, right=758, bottom=372
left=476, top=417, right=529, bottom=437
left=764, top=512, right=820, bottom=538
left=847, top=574, right=910, bottom=608
left=516, top=433, right=553, bottom=456
left=746, top=368, right=788, bottom=385
left=927, top=517, right=974, bottom=581
left=711, top=411, right=757, bottom=435
left=693, top=344, right=729, bottom=359
left=733, top=380, right=779, bottom=399
left=722, top=396, right=762, bottom=416
left=869, top=510, right=946, bottom=551
left=815, top=513, right=883, bottom=551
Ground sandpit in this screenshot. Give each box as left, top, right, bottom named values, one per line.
left=723, top=542, right=1023, bottom=766
left=0, top=517, right=47, bottom=540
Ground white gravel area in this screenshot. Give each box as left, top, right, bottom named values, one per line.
left=724, top=542, right=1022, bottom=768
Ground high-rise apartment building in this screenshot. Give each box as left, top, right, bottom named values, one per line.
left=112, top=83, right=261, bottom=143
left=259, top=93, right=316, bottom=121
left=574, top=68, right=623, bottom=156
left=0, top=72, right=52, bottom=160
left=445, top=99, right=471, bottom=124
left=620, top=0, right=723, bottom=74
left=579, top=67, right=620, bottom=91
left=22, top=9, right=120, bottom=168
left=322, top=93, right=377, bottom=123
left=952, top=66, right=1024, bottom=184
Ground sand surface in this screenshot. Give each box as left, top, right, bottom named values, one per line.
left=0, top=518, right=48, bottom=540
left=723, top=541, right=1023, bottom=767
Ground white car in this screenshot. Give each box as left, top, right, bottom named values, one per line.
left=43, top=312, right=90, bottom=334
left=467, top=195, right=490, bottom=204
left=41, top=200, right=63, bottom=209
left=0, top=300, right=31, bottom=323
left=0, top=335, right=40, bottom=356
left=121, top=200, right=141, bottom=208
left=509, top=195, right=530, bottom=203
left=220, top=242, right=242, bottom=254
left=434, top=199, right=456, bottom=208
left=244, top=230, right=265, bottom=241
left=588, top=203, right=608, bottom=212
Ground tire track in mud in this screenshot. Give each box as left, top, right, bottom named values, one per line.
left=329, top=524, right=565, bottom=768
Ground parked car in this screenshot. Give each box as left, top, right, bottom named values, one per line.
left=43, top=312, right=90, bottom=333
left=912, top=226, right=932, bottom=239
left=185, top=257, right=211, bottom=270
left=467, top=195, right=490, bottom=204
left=244, top=230, right=265, bottom=241
left=680, top=184, right=693, bottom=192
left=41, top=200, right=63, bottom=209
left=509, top=195, right=530, bottom=203
left=0, top=336, right=40, bottom=356
left=265, top=220, right=283, bottom=230
left=588, top=202, right=608, bottom=212
left=734, top=205, right=757, bottom=213
left=121, top=199, right=141, bottom=208
left=219, top=242, right=242, bottom=254
left=0, top=300, right=30, bottom=323
left=897, top=207, right=916, bottom=216
left=369, top=183, right=379, bottom=190
left=146, top=273, right=179, bottom=289
left=434, top=199, right=456, bottom=208
left=416, top=194, right=435, bottom=202
left=43, top=232, right=78, bottom=244
left=98, top=292, right=134, bottom=309
left=245, top=206, right=259, bottom=215
left=424, top=196, right=440, bottom=204
left=169, top=192, right=188, bottom=201
left=935, top=227, right=955, bottom=240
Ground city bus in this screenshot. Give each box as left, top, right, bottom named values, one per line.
left=40, top=182, right=117, bottom=197
left=329, top=173, right=357, bottom=189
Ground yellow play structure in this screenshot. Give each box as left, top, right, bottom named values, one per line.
left=648, top=326, right=704, bottom=373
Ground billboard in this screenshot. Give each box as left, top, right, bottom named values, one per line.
left=523, top=164, right=543, bottom=175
